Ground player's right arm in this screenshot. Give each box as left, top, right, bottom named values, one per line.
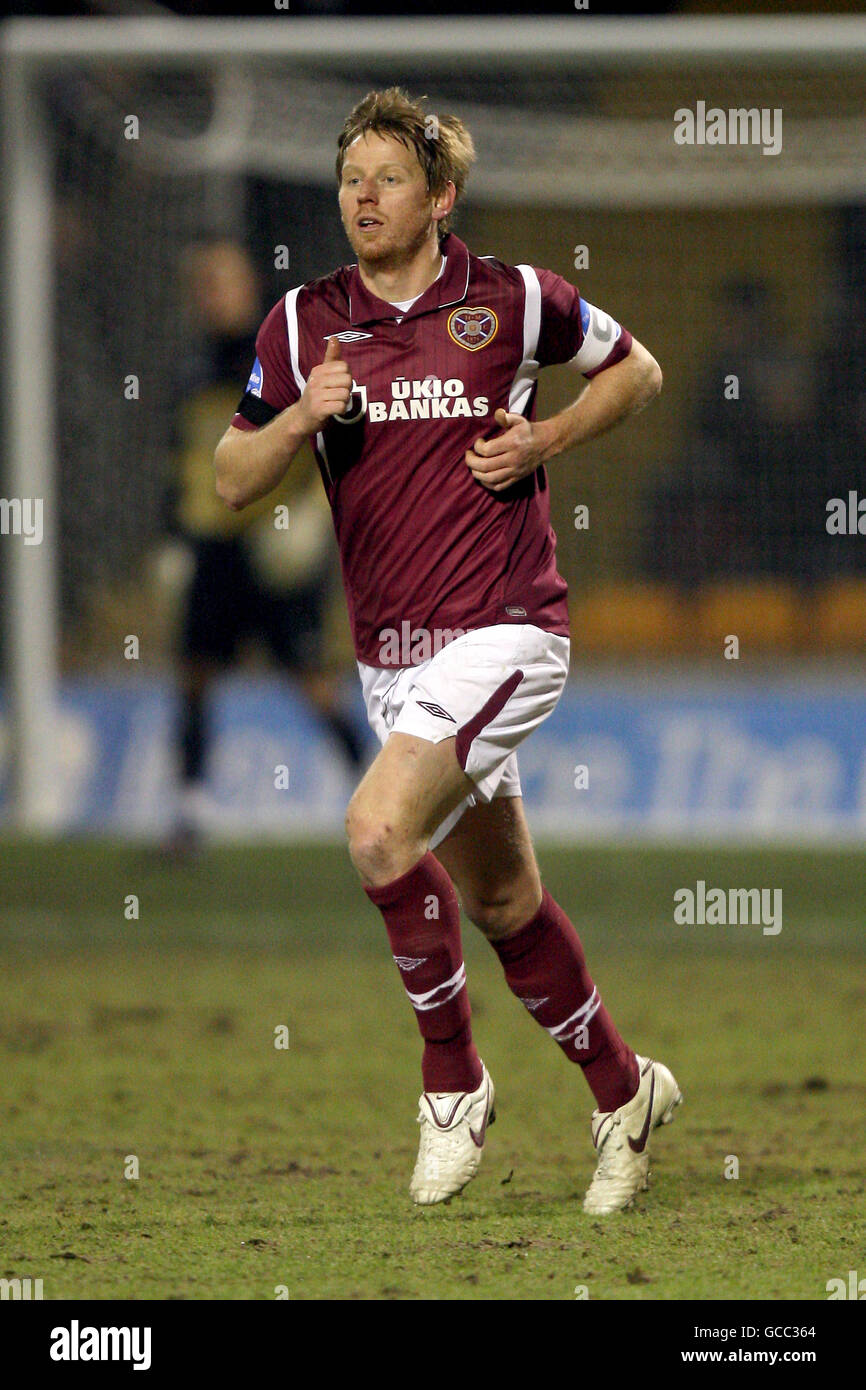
left=214, top=337, right=351, bottom=511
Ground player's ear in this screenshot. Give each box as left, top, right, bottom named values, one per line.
left=431, top=180, right=457, bottom=223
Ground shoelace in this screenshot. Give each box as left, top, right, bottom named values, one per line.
left=590, top=1118, right=632, bottom=1183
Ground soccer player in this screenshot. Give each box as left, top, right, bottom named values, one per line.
left=215, top=89, right=681, bottom=1215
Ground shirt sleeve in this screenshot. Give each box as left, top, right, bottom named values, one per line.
left=231, top=297, right=301, bottom=431
left=534, top=267, right=633, bottom=378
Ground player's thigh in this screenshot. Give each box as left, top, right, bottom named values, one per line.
left=434, top=795, right=542, bottom=938
left=347, top=730, right=476, bottom=846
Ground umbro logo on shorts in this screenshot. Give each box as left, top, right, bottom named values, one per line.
left=416, top=700, right=456, bottom=723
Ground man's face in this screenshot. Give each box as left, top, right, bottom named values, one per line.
left=338, top=131, right=443, bottom=267
left=187, top=243, right=258, bottom=335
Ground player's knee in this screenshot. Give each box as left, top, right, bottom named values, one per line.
left=466, top=881, right=542, bottom=939
left=345, top=800, right=408, bottom=884
left=465, top=894, right=521, bottom=939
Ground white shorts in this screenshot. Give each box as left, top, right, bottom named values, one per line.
left=358, top=624, right=570, bottom=848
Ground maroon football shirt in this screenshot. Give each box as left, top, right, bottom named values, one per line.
left=231, top=233, right=632, bottom=667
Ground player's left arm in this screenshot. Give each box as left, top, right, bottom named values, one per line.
left=466, top=287, right=661, bottom=492
left=549, top=333, right=662, bottom=450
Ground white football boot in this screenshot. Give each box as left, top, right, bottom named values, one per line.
left=583, top=1054, right=682, bottom=1215
left=409, top=1062, right=496, bottom=1205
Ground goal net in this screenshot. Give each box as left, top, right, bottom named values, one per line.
left=3, top=15, right=866, bottom=829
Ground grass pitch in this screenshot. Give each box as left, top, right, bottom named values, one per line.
left=0, top=840, right=863, bottom=1301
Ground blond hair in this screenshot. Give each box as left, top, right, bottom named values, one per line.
left=336, top=87, right=475, bottom=238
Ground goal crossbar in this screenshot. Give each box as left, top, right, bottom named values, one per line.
left=3, top=15, right=866, bottom=67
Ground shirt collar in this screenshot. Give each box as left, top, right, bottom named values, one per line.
left=348, top=233, right=470, bottom=326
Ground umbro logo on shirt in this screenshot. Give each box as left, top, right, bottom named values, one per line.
left=325, top=330, right=374, bottom=343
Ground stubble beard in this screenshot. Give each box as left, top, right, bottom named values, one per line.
left=345, top=214, right=438, bottom=277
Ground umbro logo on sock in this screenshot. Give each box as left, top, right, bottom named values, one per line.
left=519, top=996, right=549, bottom=1012
left=394, top=955, right=426, bottom=972
left=416, top=701, right=456, bottom=722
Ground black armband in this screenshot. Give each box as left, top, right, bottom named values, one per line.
left=235, top=392, right=281, bottom=427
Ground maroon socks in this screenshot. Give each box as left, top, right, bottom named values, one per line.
left=366, top=858, right=637, bottom=1113
left=365, top=852, right=483, bottom=1094
left=490, top=887, right=639, bottom=1112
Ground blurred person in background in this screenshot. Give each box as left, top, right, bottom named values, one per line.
left=646, top=276, right=818, bottom=585
left=161, top=238, right=365, bottom=854
left=813, top=254, right=866, bottom=577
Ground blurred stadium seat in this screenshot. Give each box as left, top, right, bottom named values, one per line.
left=570, top=582, right=690, bottom=656
left=813, top=577, right=866, bottom=651
left=693, top=579, right=801, bottom=653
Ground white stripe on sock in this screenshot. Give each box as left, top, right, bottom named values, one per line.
left=406, top=963, right=466, bottom=1012
left=546, top=987, right=601, bottom=1041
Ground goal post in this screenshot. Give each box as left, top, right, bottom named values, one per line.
left=2, top=45, right=59, bottom=828
left=2, top=13, right=866, bottom=832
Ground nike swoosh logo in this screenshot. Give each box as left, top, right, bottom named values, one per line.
left=469, top=1081, right=492, bottom=1148
left=628, top=1070, right=656, bottom=1153
left=428, top=1094, right=463, bottom=1128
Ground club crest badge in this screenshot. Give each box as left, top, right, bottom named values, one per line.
left=447, top=306, right=498, bottom=352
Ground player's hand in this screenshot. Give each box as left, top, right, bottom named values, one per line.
left=467, top=408, right=556, bottom=492
left=465, top=409, right=548, bottom=492
left=297, top=336, right=354, bottom=435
